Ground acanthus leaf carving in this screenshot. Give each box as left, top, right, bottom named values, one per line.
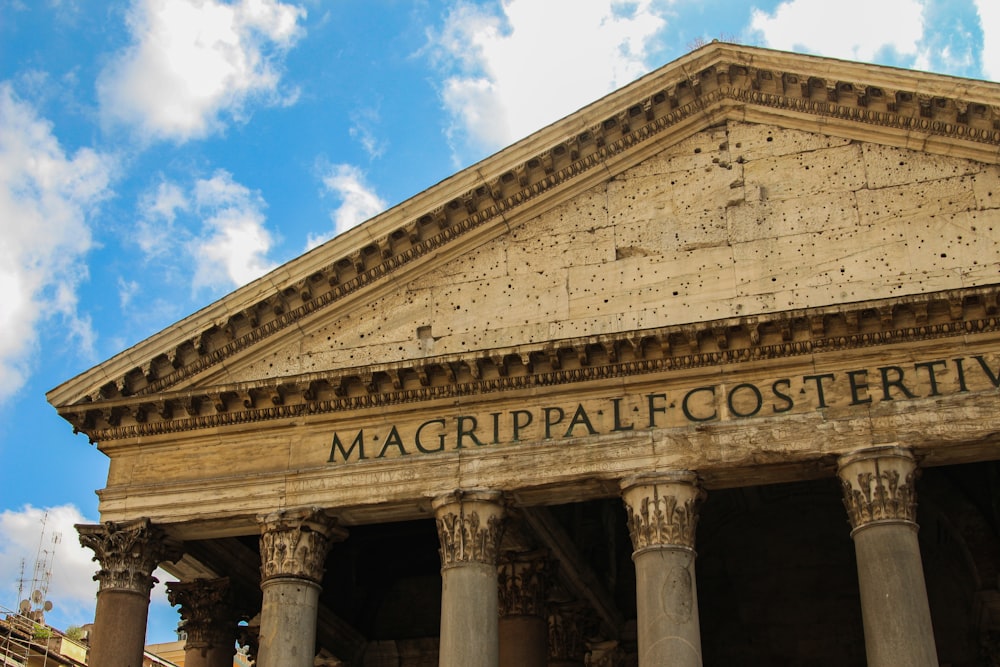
left=258, top=508, right=346, bottom=583
left=166, top=577, right=237, bottom=650
left=433, top=491, right=505, bottom=568
left=76, top=518, right=182, bottom=594
left=621, top=472, right=704, bottom=552
left=497, top=550, right=552, bottom=617
left=548, top=600, right=595, bottom=662
left=838, top=447, right=919, bottom=532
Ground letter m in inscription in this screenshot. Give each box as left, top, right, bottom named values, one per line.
left=329, top=431, right=366, bottom=463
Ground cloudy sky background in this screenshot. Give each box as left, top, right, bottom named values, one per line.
left=1, top=0, right=997, bottom=644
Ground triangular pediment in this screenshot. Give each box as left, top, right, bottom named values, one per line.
left=49, top=43, right=1000, bottom=442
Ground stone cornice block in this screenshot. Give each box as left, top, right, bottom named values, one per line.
left=47, top=43, right=1000, bottom=417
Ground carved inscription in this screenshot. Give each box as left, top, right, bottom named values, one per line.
left=329, top=355, right=1000, bottom=464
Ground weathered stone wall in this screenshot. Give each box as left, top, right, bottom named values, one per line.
left=224, top=120, right=1000, bottom=383
left=90, top=119, right=1000, bottom=530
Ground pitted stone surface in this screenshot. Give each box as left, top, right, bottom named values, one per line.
left=216, top=120, right=1000, bottom=384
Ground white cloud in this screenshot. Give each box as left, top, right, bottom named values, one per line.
left=0, top=505, right=177, bottom=633
left=190, top=170, right=277, bottom=290
left=0, top=505, right=98, bottom=626
left=0, top=83, right=112, bottom=405
left=98, top=0, right=307, bottom=143
left=117, top=277, right=141, bottom=309
left=975, top=0, right=1000, bottom=81
left=749, top=0, right=925, bottom=63
left=136, top=179, right=190, bottom=257
left=131, top=172, right=278, bottom=297
left=307, top=164, right=388, bottom=248
left=428, top=0, right=667, bottom=159
left=349, top=106, right=388, bottom=160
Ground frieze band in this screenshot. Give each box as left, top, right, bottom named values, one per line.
left=327, top=355, right=1000, bottom=465
left=64, top=287, right=1000, bottom=442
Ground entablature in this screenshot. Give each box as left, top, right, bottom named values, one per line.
left=61, top=284, right=1000, bottom=443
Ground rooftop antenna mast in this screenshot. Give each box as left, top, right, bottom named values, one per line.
left=17, top=511, right=61, bottom=623
left=15, top=559, right=25, bottom=607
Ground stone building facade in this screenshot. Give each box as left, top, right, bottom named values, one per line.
left=48, top=43, right=1000, bottom=666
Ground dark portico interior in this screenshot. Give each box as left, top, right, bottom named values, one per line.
left=176, top=461, right=1000, bottom=666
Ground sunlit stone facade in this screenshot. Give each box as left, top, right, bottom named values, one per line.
left=50, top=43, right=1000, bottom=666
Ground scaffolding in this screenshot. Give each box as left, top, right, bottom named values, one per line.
left=2, top=511, right=79, bottom=667
left=0, top=603, right=49, bottom=667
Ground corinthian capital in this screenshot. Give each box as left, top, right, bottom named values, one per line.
left=166, top=577, right=236, bottom=651
left=497, top=550, right=552, bottom=617
left=838, top=445, right=919, bottom=534
left=548, top=600, right=593, bottom=663
left=76, top=518, right=182, bottom=595
left=621, top=471, right=705, bottom=553
left=258, top=508, right=346, bottom=583
left=433, top=490, right=505, bottom=568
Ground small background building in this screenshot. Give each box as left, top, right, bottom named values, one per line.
left=0, top=606, right=87, bottom=667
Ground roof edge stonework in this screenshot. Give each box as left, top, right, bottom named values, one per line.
left=61, top=284, right=1000, bottom=443
left=48, top=43, right=1000, bottom=410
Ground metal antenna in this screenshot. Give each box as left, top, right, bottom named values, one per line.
left=17, top=511, right=61, bottom=623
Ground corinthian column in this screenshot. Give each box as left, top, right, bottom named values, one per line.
left=257, top=508, right=346, bottom=667
left=77, top=518, right=181, bottom=667
left=166, top=577, right=237, bottom=667
left=433, top=490, right=506, bottom=667
left=838, top=446, right=937, bottom=667
left=621, top=472, right=705, bottom=667
left=498, top=550, right=551, bottom=667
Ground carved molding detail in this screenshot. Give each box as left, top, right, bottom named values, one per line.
left=62, top=44, right=1000, bottom=421
left=76, top=519, right=182, bottom=594
left=166, top=577, right=236, bottom=651
left=433, top=491, right=505, bottom=568
left=64, top=285, right=1000, bottom=442
left=838, top=446, right=919, bottom=533
left=621, top=472, right=704, bottom=553
left=497, top=550, right=552, bottom=617
left=258, top=508, right=346, bottom=584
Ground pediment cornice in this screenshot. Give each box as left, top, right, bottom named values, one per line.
left=60, top=284, right=1000, bottom=443
left=48, top=43, right=1000, bottom=411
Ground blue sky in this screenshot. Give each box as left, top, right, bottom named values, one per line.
left=0, top=0, right=997, bottom=646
